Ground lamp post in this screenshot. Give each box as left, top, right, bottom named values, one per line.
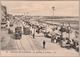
left=68, top=22, right=71, bottom=39
left=52, top=6, right=55, bottom=26
left=52, top=7, right=55, bottom=16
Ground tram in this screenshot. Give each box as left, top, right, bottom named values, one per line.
left=23, top=26, right=32, bottom=35
left=15, top=27, right=22, bottom=39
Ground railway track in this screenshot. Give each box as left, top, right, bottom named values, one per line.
left=30, top=36, right=40, bottom=52
left=15, top=40, right=26, bottom=51
left=26, top=35, right=35, bottom=52
left=29, top=35, right=47, bottom=52
left=15, top=35, right=38, bottom=52
left=15, top=40, right=21, bottom=51
left=28, top=35, right=40, bottom=52
left=15, top=35, right=46, bottom=52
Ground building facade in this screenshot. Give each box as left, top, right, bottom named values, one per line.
left=1, top=4, right=8, bottom=28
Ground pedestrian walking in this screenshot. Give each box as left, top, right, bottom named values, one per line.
left=43, top=40, right=46, bottom=49
left=33, top=33, right=35, bottom=39
left=8, top=28, right=10, bottom=34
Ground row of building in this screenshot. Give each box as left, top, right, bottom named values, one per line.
left=1, top=4, right=13, bottom=28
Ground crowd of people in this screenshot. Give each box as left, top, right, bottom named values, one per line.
left=28, top=21, right=79, bottom=52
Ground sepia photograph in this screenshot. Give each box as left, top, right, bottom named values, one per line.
left=0, top=0, right=79, bottom=57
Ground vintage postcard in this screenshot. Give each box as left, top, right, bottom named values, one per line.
left=0, top=0, right=79, bottom=57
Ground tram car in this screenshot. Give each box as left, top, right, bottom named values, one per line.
left=15, top=27, right=22, bottom=39
left=23, top=26, right=32, bottom=35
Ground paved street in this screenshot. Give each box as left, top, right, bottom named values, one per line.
left=12, top=32, right=78, bottom=56
left=6, top=19, right=78, bottom=56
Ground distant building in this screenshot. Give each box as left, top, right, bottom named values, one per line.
left=1, top=4, right=7, bottom=19
left=1, top=4, right=7, bottom=28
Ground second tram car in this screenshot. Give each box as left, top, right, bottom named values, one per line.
left=15, top=27, right=22, bottom=39
left=23, top=26, right=32, bottom=35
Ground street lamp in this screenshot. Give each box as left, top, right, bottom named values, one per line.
left=52, top=7, right=55, bottom=16
left=67, top=22, right=71, bottom=39
left=52, top=6, right=55, bottom=24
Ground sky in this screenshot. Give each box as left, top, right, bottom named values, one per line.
left=1, top=1, right=79, bottom=16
